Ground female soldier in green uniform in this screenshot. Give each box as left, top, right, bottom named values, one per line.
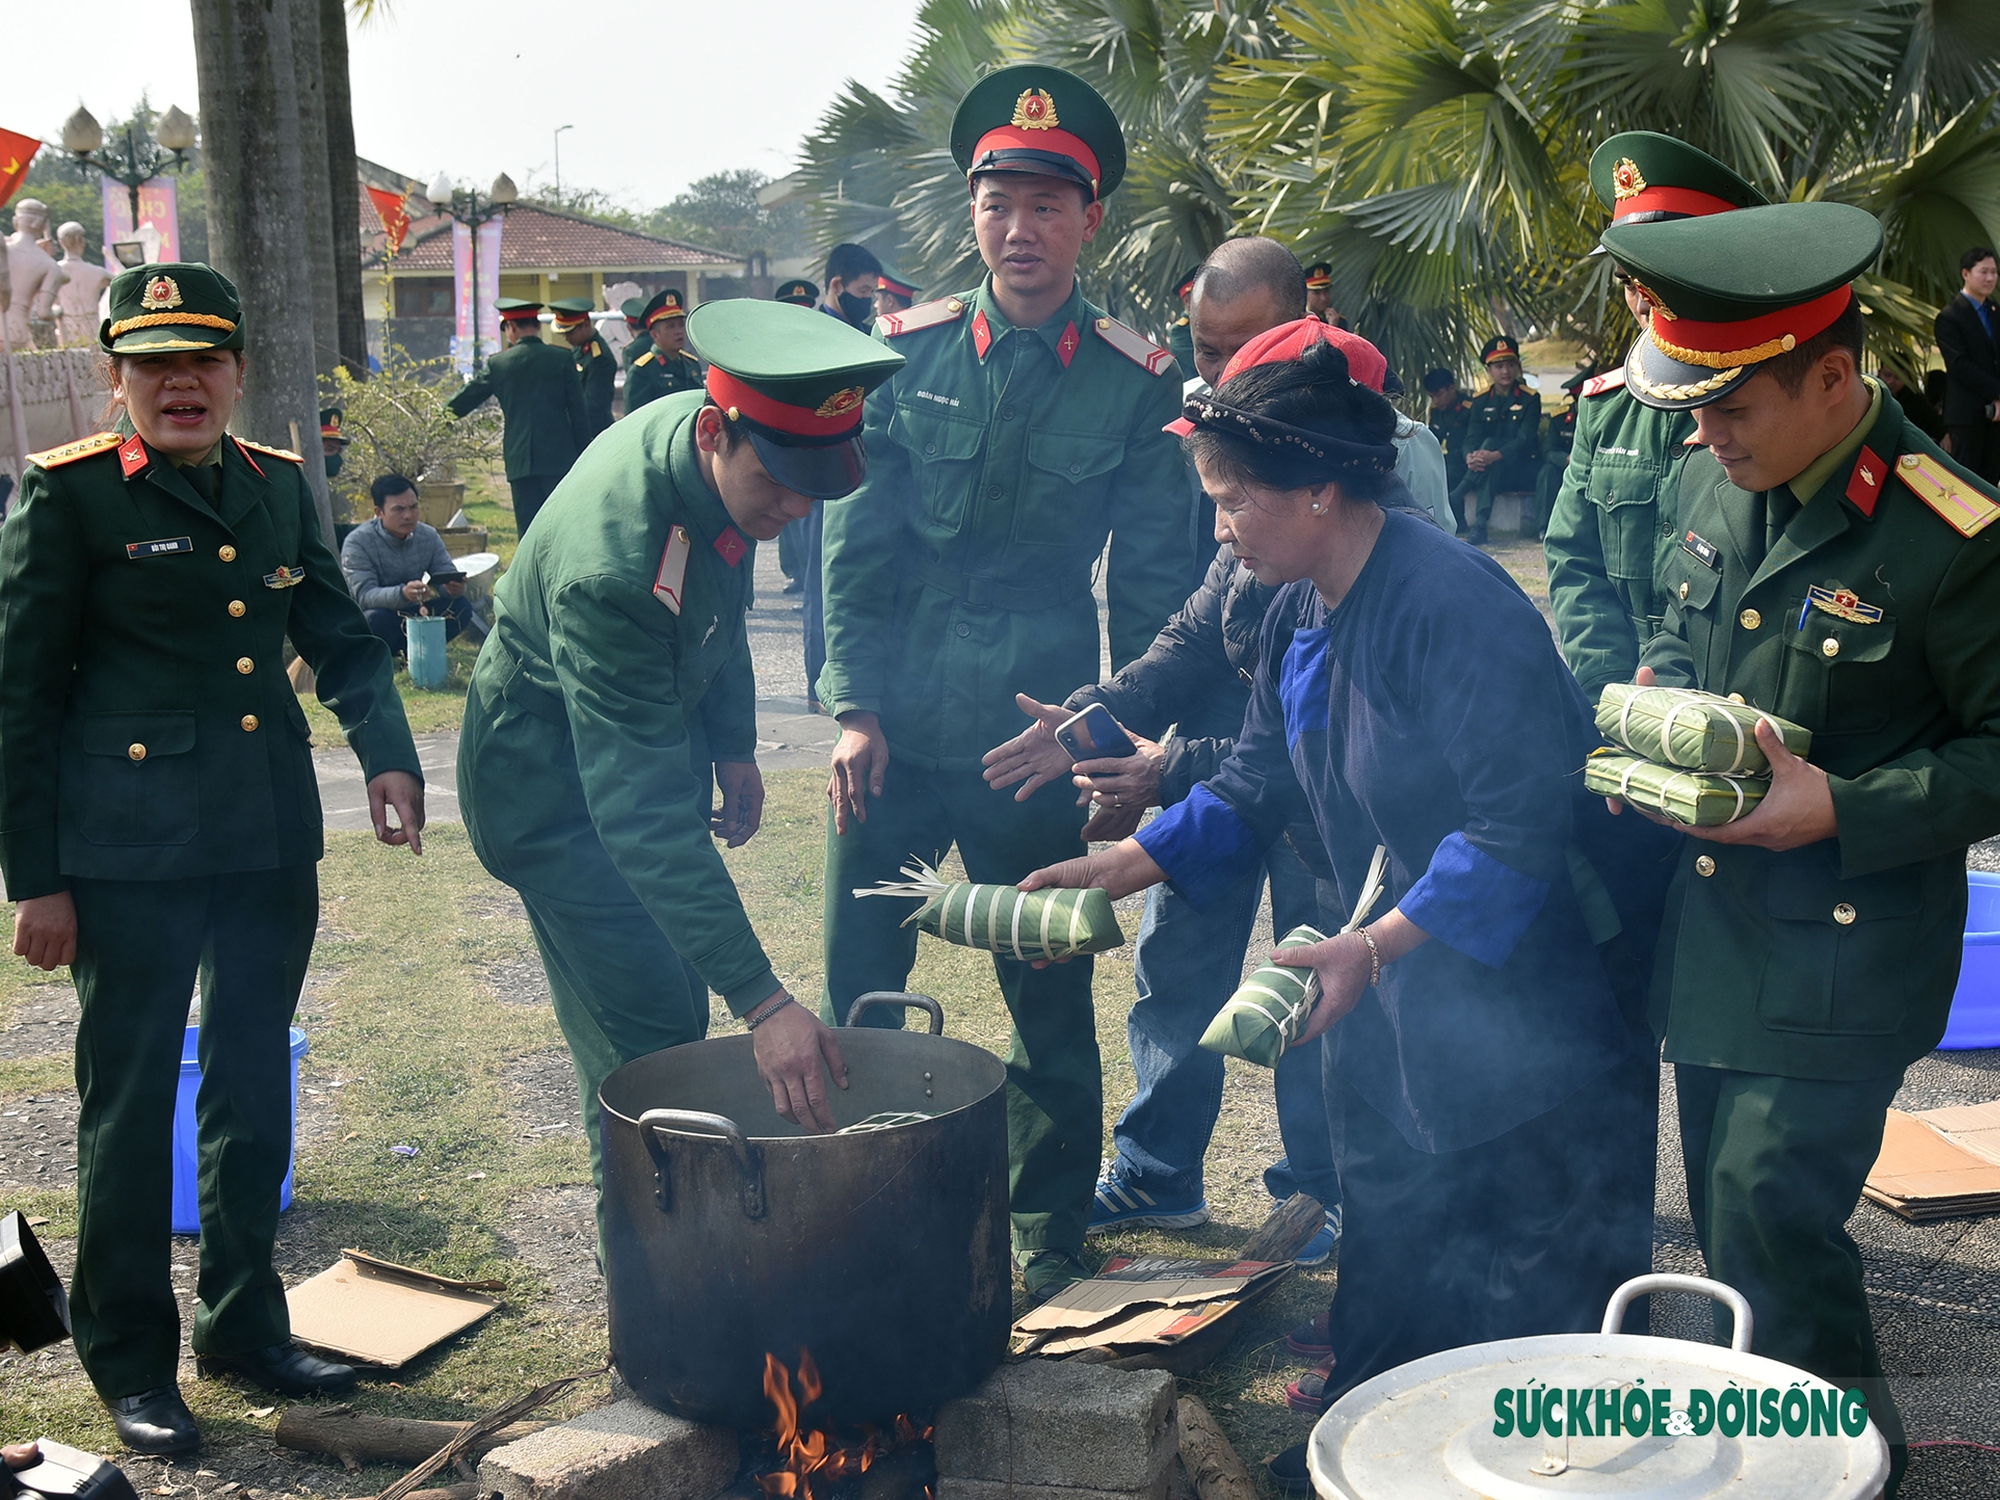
left=0, top=264, right=424, bottom=1454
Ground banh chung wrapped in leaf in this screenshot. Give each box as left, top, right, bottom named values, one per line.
left=1596, top=683, right=1810, bottom=775
left=1583, top=748, right=1768, bottom=826
left=854, top=860, right=1124, bottom=961
left=1198, top=846, right=1389, bottom=1069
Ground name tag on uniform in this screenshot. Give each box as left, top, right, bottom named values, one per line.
left=264, top=565, right=305, bottom=589
left=126, top=536, right=192, bottom=559
left=1681, top=530, right=1720, bottom=569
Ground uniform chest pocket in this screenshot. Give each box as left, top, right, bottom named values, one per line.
left=1017, top=431, right=1126, bottom=546
left=1587, top=455, right=1667, bottom=581
left=1759, top=863, right=1921, bottom=1035
left=74, top=710, right=199, bottom=846
left=1776, top=600, right=1897, bottom=732
left=1664, top=553, right=1722, bottom=665
left=889, top=402, right=986, bottom=535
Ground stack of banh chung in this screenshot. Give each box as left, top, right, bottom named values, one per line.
left=1584, top=685, right=1811, bottom=827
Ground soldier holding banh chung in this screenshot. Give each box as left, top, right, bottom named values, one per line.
left=817, top=64, right=1190, bottom=1302
left=1607, top=196, right=2000, bottom=1498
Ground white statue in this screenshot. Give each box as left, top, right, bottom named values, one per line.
left=54, top=223, right=112, bottom=346
left=4, top=200, right=68, bottom=350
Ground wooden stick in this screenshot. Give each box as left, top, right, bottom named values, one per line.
left=373, top=1364, right=608, bottom=1500
left=276, top=1405, right=552, bottom=1468
left=1239, top=1193, right=1324, bottom=1264
left=1176, top=1396, right=1259, bottom=1500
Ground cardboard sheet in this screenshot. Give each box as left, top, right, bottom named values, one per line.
left=1015, top=1255, right=1289, bottom=1336
left=1863, top=1107, right=2000, bottom=1222
left=285, top=1250, right=502, bottom=1367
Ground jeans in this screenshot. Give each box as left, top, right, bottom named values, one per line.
left=363, top=595, right=473, bottom=655
left=1114, top=835, right=1343, bottom=1208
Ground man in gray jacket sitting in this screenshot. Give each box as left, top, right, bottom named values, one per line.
left=340, top=474, right=474, bottom=654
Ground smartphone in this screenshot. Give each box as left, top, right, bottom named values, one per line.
left=1056, top=703, right=1138, bottom=762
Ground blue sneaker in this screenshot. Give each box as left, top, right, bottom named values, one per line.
left=1088, top=1160, right=1209, bottom=1234
left=1293, top=1204, right=1342, bottom=1266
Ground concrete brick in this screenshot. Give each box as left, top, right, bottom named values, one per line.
left=934, top=1362, right=1178, bottom=1493
left=478, top=1397, right=736, bottom=1500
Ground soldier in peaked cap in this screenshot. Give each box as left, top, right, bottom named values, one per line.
left=319, top=407, right=349, bottom=481
left=446, top=299, right=588, bottom=535
left=873, top=269, right=919, bottom=320
left=818, top=63, right=1191, bottom=1302
left=1450, top=333, right=1541, bottom=544
left=0, top=264, right=423, bottom=1453
left=1166, top=263, right=1200, bottom=372
left=1608, top=200, right=2000, bottom=1496
left=775, top=277, right=820, bottom=309
left=1546, top=132, right=1767, bottom=698
left=550, top=297, right=616, bottom=442
left=618, top=296, right=652, bottom=377
left=460, top=302, right=903, bottom=1244
left=624, top=288, right=704, bottom=414
left=1303, top=262, right=1348, bottom=329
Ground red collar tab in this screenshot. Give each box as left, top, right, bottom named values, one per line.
left=704, top=366, right=864, bottom=441
left=1611, top=184, right=1742, bottom=226
left=117, top=434, right=149, bottom=478
left=972, top=309, right=994, bottom=361
left=713, top=527, right=748, bottom=568
left=1845, top=445, right=1885, bottom=517
left=233, top=437, right=265, bottom=477
left=1056, top=321, right=1079, bottom=369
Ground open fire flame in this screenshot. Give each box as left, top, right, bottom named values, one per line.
left=757, top=1349, right=933, bottom=1500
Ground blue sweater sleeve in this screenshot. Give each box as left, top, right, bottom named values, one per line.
left=1397, top=830, right=1550, bottom=968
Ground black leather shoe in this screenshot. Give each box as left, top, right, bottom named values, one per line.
left=196, top=1342, right=357, bottom=1396
left=107, top=1386, right=200, bottom=1455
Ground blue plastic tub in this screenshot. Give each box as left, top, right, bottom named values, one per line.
left=1942, top=872, right=2000, bottom=1050
left=171, top=1025, right=308, bottom=1235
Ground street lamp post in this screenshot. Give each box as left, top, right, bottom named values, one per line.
left=427, top=170, right=517, bottom=371
left=553, top=125, right=573, bottom=200
left=61, top=104, right=197, bottom=241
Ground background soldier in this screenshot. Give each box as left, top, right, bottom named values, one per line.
left=1304, top=262, right=1345, bottom=327
left=1532, top=368, right=1588, bottom=542
left=1612, top=199, right=2000, bottom=1500
left=551, top=297, right=616, bottom=441
left=818, top=64, right=1191, bottom=1302
left=446, top=299, right=588, bottom=536
left=874, top=268, right=920, bottom=320
left=1423, top=367, right=1469, bottom=526
left=625, top=289, right=703, bottom=413
left=618, top=296, right=651, bottom=382
left=1545, top=133, right=1766, bottom=699
left=1451, top=334, right=1541, bottom=545
left=775, top=278, right=820, bottom=309
left=1166, top=263, right=1199, bottom=372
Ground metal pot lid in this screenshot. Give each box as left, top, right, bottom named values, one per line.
left=1310, top=1277, right=1889, bottom=1500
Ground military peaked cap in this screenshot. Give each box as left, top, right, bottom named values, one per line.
left=951, top=64, right=1126, bottom=200
left=100, top=262, right=245, bottom=354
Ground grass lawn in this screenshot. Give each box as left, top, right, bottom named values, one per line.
left=0, top=769, right=1329, bottom=1496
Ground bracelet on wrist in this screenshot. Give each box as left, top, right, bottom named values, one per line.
left=1356, top=927, right=1382, bottom=988
left=745, top=994, right=795, bottom=1030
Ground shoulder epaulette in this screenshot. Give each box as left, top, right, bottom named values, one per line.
left=1582, top=369, right=1627, bottom=398
left=1895, top=450, right=2000, bottom=537
left=876, top=296, right=968, bottom=338
left=237, top=438, right=303, bottom=464
left=634, top=350, right=656, bottom=367
left=28, top=432, right=120, bottom=469
left=1092, top=315, right=1175, bottom=376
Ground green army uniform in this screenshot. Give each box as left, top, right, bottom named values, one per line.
left=1614, top=201, right=2000, bottom=1492
left=446, top=299, right=587, bottom=535
left=773, top=283, right=824, bottom=586
left=1546, top=132, right=1767, bottom=699
left=625, top=289, right=704, bottom=414
left=551, top=299, right=617, bottom=442
left=818, top=65, right=1191, bottom=1283
left=458, top=303, right=903, bottom=1240
left=0, top=266, right=419, bottom=1404
left=1427, top=393, right=1470, bottom=523
left=1166, top=266, right=1199, bottom=375
left=618, top=297, right=651, bottom=376
left=1531, top=371, right=1586, bottom=539
left=1450, top=334, right=1541, bottom=543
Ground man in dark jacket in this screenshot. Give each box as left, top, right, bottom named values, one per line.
left=446, top=299, right=588, bottom=534
left=1935, top=246, right=2000, bottom=480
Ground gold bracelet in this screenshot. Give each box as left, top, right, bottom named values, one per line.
left=1357, top=927, right=1382, bottom=988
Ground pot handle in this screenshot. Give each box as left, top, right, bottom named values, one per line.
left=637, top=1109, right=767, bottom=1221
left=845, top=991, right=945, bottom=1035
left=1601, top=1273, right=1753, bottom=1352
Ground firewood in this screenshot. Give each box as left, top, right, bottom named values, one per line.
left=1176, top=1396, right=1258, bottom=1500
left=403, top=1489, right=479, bottom=1500
left=1239, top=1193, right=1324, bottom=1264
left=274, top=1404, right=550, bottom=1467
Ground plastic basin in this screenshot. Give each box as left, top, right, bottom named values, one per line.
left=171, top=1025, right=308, bottom=1236
left=1942, top=871, right=2000, bottom=1050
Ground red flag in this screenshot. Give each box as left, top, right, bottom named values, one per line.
left=0, top=127, right=42, bottom=210
left=367, top=185, right=413, bottom=257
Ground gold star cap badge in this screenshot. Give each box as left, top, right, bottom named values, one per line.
left=814, top=386, right=865, bottom=420
left=1012, top=89, right=1059, bottom=131
left=140, top=275, right=184, bottom=311
left=1611, top=158, right=1647, bottom=201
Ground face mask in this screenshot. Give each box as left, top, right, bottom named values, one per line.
left=324, top=452, right=343, bottom=479
left=838, top=291, right=875, bottom=328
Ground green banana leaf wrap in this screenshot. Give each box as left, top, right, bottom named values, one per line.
left=1199, top=924, right=1328, bottom=1069
left=853, top=863, right=1124, bottom=962
left=1583, top=748, right=1769, bottom=826
left=1596, top=683, right=1811, bottom=775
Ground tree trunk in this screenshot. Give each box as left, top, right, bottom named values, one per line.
left=190, top=0, right=335, bottom=545
left=289, top=0, right=340, bottom=384
left=320, top=0, right=368, bottom=376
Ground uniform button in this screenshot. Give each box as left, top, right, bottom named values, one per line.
left=218, top=544, right=237, bottom=562
left=236, top=657, right=254, bottom=675
left=241, top=714, right=259, bottom=733
left=1678, top=581, right=1689, bottom=601
left=955, top=623, right=970, bottom=638
left=1739, top=608, right=1761, bottom=630
left=1727, top=692, right=1747, bottom=704
left=924, top=443, right=936, bottom=456
left=1833, top=902, right=1857, bottom=925
left=1695, top=855, right=1716, bottom=878
left=1001, top=405, right=1015, bottom=420
left=1822, top=636, right=1840, bottom=658
left=987, top=484, right=1003, bottom=499
left=228, top=599, right=246, bottom=617
left=1068, top=463, right=1081, bottom=476
left=127, top=743, right=147, bottom=763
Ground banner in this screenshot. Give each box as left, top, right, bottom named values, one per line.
left=100, top=176, right=179, bottom=270
left=450, top=216, right=504, bottom=376
left=0, top=127, right=39, bottom=210
left=366, top=185, right=412, bottom=257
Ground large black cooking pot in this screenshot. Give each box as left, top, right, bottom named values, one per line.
left=598, top=993, right=1011, bottom=1428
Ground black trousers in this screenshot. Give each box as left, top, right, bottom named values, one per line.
left=68, top=867, right=319, bottom=1399
left=511, top=474, right=561, bottom=535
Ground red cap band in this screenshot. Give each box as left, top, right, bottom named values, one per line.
left=706, top=365, right=865, bottom=440
left=1612, top=184, right=1742, bottom=225
left=1646, top=285, right=1853, bottom=369
left=499, top=307, right=540, bottom=323
left=551, top=312, right=588, bottom=329
left=971, top=125, right=1102, bottom=196
left=647, top=305, right=685, bottom=327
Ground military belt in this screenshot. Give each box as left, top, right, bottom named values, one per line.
left=908, top=557, right=1091, bottom=613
